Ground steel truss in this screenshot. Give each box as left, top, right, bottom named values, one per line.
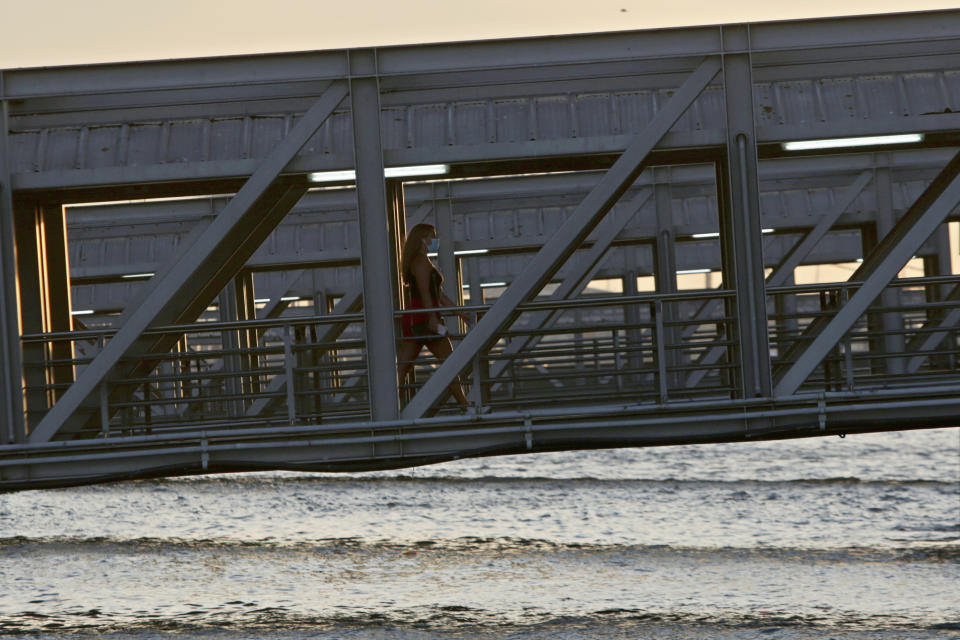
left=2, top=9, right=960, bottom=489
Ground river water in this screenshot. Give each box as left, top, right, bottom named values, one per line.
left=0, top=427, right=957, bottom=639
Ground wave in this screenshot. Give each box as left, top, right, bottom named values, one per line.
left=1, top=535, right=956, bottom=561
left=148, top=474, right=958, bottom=487
left=0, top=603, right=952, bottom=636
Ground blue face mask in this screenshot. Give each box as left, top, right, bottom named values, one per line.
left=426, top=238, right=439, bottom=253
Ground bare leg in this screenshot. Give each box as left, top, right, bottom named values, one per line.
left=425, top=337, right=469, bottom=406
left=397, top=339, right=422, bottom=395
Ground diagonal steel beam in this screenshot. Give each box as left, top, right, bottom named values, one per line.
left=774, top=150, right=960, bottom=396
left=685, top=170, right=873, bottom=388
left=486, top=188, right=653, bottom=384
left=28, top=81, right=348, bottom=443
left=399, top=56, right=721, bottom=419
left=257, top=269, right=306, bottom=321
left=904, top=282, right=960, bottom=374
left=44, top=184, right=307, bottom=439
left=765, top=171, right=874, bottom=287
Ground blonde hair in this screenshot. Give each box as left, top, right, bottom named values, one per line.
left=400, top=223, right=441, bottom=284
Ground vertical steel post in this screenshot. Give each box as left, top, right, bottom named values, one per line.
left=234, top=271, right=258, bottom=397
left=0, top=89, right=24, bottom=442
left=283, top=324, right=297, bottom=425
left=654, top=300, right=669, bottom=402
left=774, top=272, right=799, bottom=362
left=654, top=168, right=678, bottom=386
left=350, top=54, right=400, bottom=421
left=12, top=201, right=49, bottom=430
left=874, top=165, right=906, bottom=375
left=386, top=179, right=406, bottom=315
left=622, top=269, right=644, bottom=386
left=720, top=31, right=773, bottom=398
left=99, top=382, right=109, bottom=436
left=217, top=284, right=242, bottom=417
left=839, top=286, right=857, bottom=390
left=930, top=223, right=953, bottom=299
left=926, top=224, right=954, bottom=370
left=40, top=204, right=74, bottom=402
left=434, top=191, right=459, bottom=336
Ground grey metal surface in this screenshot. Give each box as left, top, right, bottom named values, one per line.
left=2, top=10, right=960, bottom=489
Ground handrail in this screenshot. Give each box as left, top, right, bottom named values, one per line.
left=21, top=288, right=738, bottom=342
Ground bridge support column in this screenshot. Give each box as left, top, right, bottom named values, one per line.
left=874, top=165, right=906, bottom=375
left=350, top=68, right=400, bottom=421
left=0, top=97, right=25, bottom=444
left=720, top=41, right=773, bottom=398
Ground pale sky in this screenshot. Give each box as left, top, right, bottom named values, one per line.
left=1, top=0, right=958, bottom=70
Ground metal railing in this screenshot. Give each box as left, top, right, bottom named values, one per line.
left=19, top=276, right=960, bottom=440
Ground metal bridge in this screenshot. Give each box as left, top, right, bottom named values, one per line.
left=2, top=9, right=960, bottom=490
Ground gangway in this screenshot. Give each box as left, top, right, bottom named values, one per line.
left=2, top=9, right=960, bottom=490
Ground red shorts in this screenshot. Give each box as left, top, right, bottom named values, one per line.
left=401, top=297, right=433, bottom=341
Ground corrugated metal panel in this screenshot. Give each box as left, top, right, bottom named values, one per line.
left=755, top=70, right=960, bottom=128
left=10, top=66, right=959, bottom=188
left=9, top=85, right=727, bottom=180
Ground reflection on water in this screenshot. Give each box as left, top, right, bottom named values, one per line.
left=0, top=428, right=957, bottom=638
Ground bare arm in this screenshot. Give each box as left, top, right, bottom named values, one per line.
left=411, top=255, right=442, bottom=330
left=439, top=290, right=474, bottom=326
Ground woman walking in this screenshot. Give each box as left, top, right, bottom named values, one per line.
left=398, top=223, right=472, bottom=409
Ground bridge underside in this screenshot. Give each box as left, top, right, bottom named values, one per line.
left=2, top=10, right=960, bottom=489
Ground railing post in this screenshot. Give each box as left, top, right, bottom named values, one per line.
left=840, top=286, right=857, bottom=391
left=623, top=271, right=644, bottom=387
left=655, top=300, right=669, bottom=403
left=469, top=350, right=489, bottom=410
left=99, top=381, right=109, bottom=437
left=654, top=167, right=679, bottom=388
left=283, top=324, right=297, bottom=425
left=613, top=328, right=624, bottom=392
